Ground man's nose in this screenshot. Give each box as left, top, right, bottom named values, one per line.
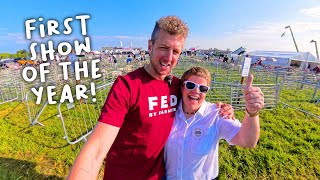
left=164, top=50, right=173, bottom=61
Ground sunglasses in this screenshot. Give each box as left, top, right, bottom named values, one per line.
left=183, top=81, right=210, bottom=93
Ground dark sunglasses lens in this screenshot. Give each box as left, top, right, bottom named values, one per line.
left=185, top=82, right=196, bottom=90
left=199, top=86, right=209, bottom=93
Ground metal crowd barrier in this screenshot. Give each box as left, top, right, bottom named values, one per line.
left=212, top=70, right=241, bottom=84
left=52, top=59, right=142, bottom=144
left=24, top=61, right=124, bottom=127
left=57, top=82, right=113, bottom=145
left=206, top=81, right=279, bottom=110
left=24, top=66, right=76, bottom=126
left=212, top=68, right=279, bottom=85
left=279, top=75, right=320, bottom=119
left=0, top=69, right=24, bottom=104
left=25, top=90, right=48, bottom=126
left=0, top=82, right=20, bottom=104
left=8, top=57, right=319, bottom=145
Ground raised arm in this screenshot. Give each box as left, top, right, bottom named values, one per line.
left=68, top=122, right=120, bottom=180
left=231, top=74, right=264, bottom=148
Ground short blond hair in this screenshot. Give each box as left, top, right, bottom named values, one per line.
left=151, top=16, right=189, bottom=44
left=181, top=67, right=211, bottom=85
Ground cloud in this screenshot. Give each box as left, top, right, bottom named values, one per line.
left=0, top=32, right=28, bottom=44
left=301, top=7, right=320, bottom=18
left=92, top=35, right=148, bottom=40
left=188, top=20, right=320, bottom=56
left=0, top=31, right=150, bottom=52
left=91, top=35, right=148, bottom=49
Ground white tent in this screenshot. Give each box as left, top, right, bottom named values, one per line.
left=91, top=51, right=101, bottom=54
left=249, top=50, right=320, bottom=69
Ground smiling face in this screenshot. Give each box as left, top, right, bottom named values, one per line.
left=182, top=75, right=209, bottom=113
left=147, top=29, right=185, bottom=80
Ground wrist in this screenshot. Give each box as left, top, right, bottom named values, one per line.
left=245, top=108, right=259, bottom=117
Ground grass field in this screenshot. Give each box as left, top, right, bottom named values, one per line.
left=0, top=102, right=77, bottom=179
left=1, top=101, right=319, bottom=179
left=219, top=106, right=320, bottom=179
left=0, top=59, right=319, bottom=179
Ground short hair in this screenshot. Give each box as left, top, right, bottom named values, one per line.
left=151, top=16, right=189, bottom=44
left=181, top=67, right=211, bottom=86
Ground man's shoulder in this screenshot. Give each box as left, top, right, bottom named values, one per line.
left=116, top=67, right=146, bottom=84
left=126, top=67, right=144, bottom=77
left=172, top=75, right=181, bottom=84
left=172, top=75, right=180, bottom=80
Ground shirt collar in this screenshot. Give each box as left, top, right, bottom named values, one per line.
left=177, top=100, right=207, bottom=118
left=197, top=100, right=207, bottom=117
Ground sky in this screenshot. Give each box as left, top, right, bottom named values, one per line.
left=1, top=0, right=320, bottom=56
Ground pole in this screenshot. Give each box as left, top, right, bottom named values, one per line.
left=286, top=26, right=299, bottom=52
left=240, top=77, right=244, bottom=84
left=315, top=41, right=319, bottom=59
left=311, top=40, right=319, bottom=59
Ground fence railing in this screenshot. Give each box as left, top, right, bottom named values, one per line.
left=2, top=58, right=320, bottom=146
left=279, top=75, right=320, bottom=119
left=57, top=82, right=113, bottom=144
left=0, top=69, right=25, bottom=104
left=206, top=82, right=279, bottom=110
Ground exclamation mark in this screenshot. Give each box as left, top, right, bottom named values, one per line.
left=91, top=82, right=96, bottom=102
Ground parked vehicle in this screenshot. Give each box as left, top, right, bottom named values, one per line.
left=17, top=58, right=36, bottom=65
left=2, top=58, right=14, bottom=63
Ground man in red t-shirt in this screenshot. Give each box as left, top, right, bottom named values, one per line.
left=68, top=16, right=234, bottom=180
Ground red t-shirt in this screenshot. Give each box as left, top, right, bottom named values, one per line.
left=98, top=67, right=181, bottom=180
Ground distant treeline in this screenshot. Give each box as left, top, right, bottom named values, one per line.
left=0, top=49, right=30, bottom=59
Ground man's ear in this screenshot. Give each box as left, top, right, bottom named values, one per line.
left=148, top=39, right=153, bottom=52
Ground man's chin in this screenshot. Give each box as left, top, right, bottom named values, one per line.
left=157, top=70, right=170, bottom=76
left=156, top=67, right=169, bottom=73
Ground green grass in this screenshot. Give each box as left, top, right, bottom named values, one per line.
left=1, top=98, right=319, bottom=179
left=219, top=108, right=320, bottom=179
left=0, top=84, right=111, bottom=179
left=0, top=102, right=83, bottom=179
left=0, top=53, right=13, bottom=59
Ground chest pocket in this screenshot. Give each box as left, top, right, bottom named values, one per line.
left=190, top=126, right=214, bottom=155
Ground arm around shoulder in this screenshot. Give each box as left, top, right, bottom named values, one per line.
left=68, top=122, right=120, bottom=180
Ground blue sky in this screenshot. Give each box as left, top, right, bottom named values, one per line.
left=1, top=0, right=320, bottom=55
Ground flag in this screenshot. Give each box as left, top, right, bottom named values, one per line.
left=281, top=32, right=286, bottom=37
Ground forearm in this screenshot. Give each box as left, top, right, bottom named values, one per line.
left=237, top=114, right=260, bottom=148
left=68, top=144, right=104, bottom=179
left=234, top=74, right=263, bottom=148
left=68, top=122, right=120, bottom=179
